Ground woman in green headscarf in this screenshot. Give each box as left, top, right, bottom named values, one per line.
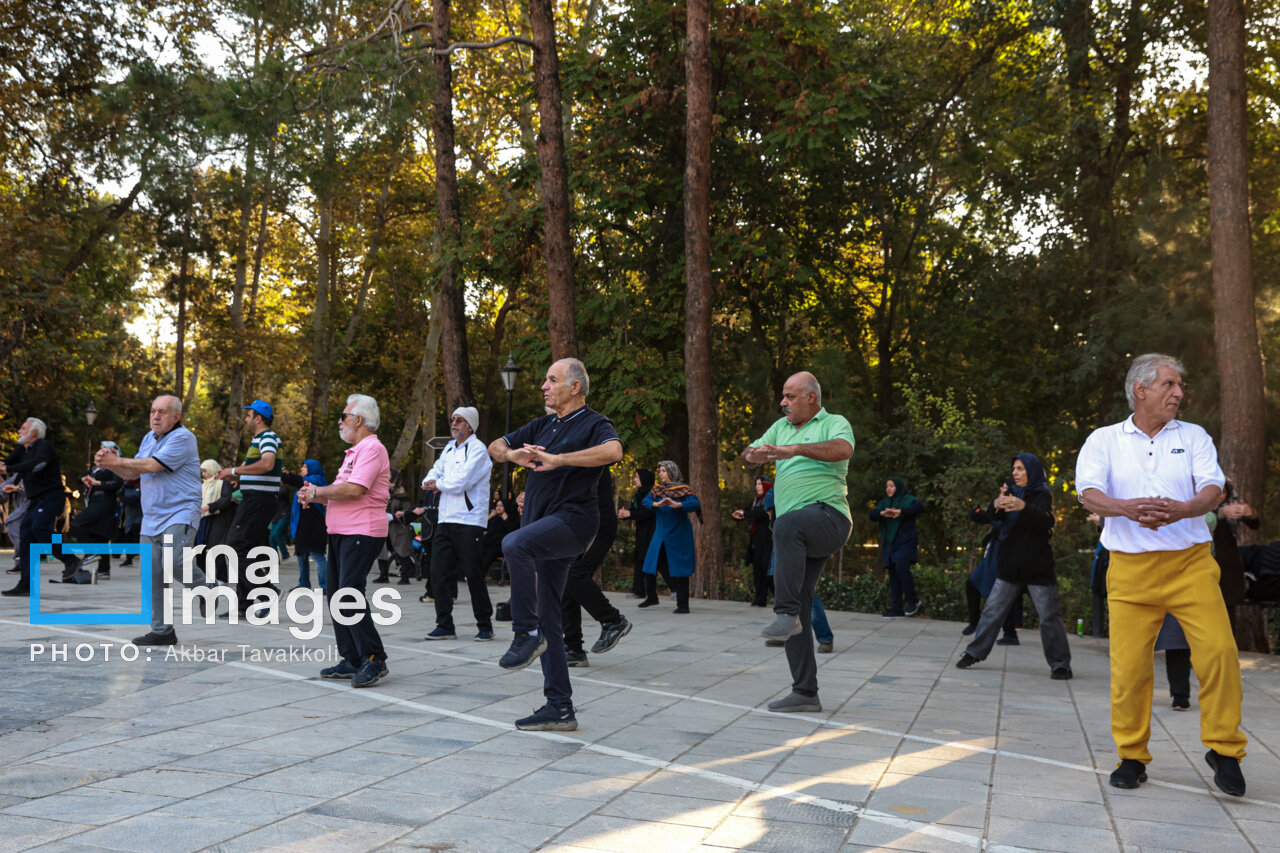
left=870, top=477, right=924, bottom=617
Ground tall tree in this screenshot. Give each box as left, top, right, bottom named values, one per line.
left=1208, top=0, right=1267, bottom=649
left=432, top=0, right=475, bottom=407
left=684, top=0, right=721, bottom=594
left=528, top=0, right=578, bottom=359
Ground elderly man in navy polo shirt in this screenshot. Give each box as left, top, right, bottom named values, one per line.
left=488, top=357, right=623, bottom=731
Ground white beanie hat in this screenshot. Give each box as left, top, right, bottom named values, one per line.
left=452, top=406, right=479, bottom=432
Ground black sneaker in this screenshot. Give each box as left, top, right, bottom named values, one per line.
left=1206, top=749, right=1246, bottom=796
left=566, top=649, right=589, bottom=667
left=904, top=599, right=920, bottom=616
left=1105, top=753, right=1146, bottom=788
left=955, top=653, right=979, bottom=669
left=2, top=585, right=30, bottom=596
left=132, top=629, right=178, bottom=647
left=591, top=615, right=632, bottom=654
left=1109, top=759, right=1148, bottom=789
left=1171, top=694, right=1191, bottom=711
left=996, top=634, right=1020, bottom=646
left=881, top=609, right=905, bottom=618
left=320, top=660, right=359, bottom=679
left=500, top=632, right=548, bottom=670
left=961, top=623, right=977, bottom=636
left=352, top=656, right=388, bottom=688
left=1051, top=666, right=1073, bottom=680
left=515, top=703, right=577, bottom=731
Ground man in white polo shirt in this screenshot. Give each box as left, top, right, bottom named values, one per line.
left=1076, top=353, right=1246, bottom=796
left=422, top=406, right=494, bottom=642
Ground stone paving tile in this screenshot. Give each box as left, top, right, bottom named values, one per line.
left=238, top=765, right=379, bottom=797
left=986, top=816, right=1122, bottom=853
left=206, top=811, right=411, bottom=852
left=389, top=814, right=562, bottom=852
left=88, top=768, right=243, bottom=797
left=455, top=790, right=606, bottom=827
left=594, top=790, right=739, bottom=828
left=0, top=814, right=95, bottom=851
left=1113, top=817, right=1254, bottom=852
left=154, top=787, right=321, bottom=822
left=68, top=813, right=249, bottom=852
left=701, top=814, right=849, bottom=852
left=0, top=789, right=175, bottom=825
left=842, top=817, right=984, bottom=852
left=551, top=815, right=712, bottom=853
left=0, top=763, right=112, bottom=798
left=370, top=764, right=512, bottom=798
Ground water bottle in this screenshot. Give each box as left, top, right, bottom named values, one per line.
left=1076, top=618, right=1084, bottom=637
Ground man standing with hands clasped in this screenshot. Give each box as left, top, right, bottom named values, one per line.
left=742, top=371, right=854, bottom=713
left=1076, top=353, right=1247, bottom=796
left=488, top=358, right=623, bottom=731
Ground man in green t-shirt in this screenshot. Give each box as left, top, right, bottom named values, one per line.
left=741, top=371, right=854, bottom=714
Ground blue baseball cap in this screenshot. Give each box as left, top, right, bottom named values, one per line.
left=241, top=400, right=273, bottom=420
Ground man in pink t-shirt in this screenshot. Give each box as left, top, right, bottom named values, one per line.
left=298, top=393, right=391, bottom=688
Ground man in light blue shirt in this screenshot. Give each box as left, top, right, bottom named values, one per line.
left=96, top=395, right=204, bottom=646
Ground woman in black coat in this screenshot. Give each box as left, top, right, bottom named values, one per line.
left=955, top=453, right=1072, bottom=679
left=733, top=476, right=774, bottom=606
left=617, top=468, right=656, bottom=598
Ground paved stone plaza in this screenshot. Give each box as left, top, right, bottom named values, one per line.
left=1, top=551, right=1279, bottom=852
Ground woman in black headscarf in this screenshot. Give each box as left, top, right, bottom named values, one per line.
left=617, top=468, right=656, bottom=599
left=870, top=476, right=924, bottom=617
left=955, top=453, right=1072, bottom=680
left=733, top=476, right=775, bottom=606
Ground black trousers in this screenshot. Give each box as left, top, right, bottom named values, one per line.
left=15, top=491, right=78, bottom=589
left=1166, top=647, right=1192, bottom=697
left=430, top=523, right=492, bottom=633
left=327, top=533, right=386, bottom=664
left=750, top=548, right=773, bottom=606
left=225, top=491, right=276, bottom=607
left=562, top=522, right=621, bottom=653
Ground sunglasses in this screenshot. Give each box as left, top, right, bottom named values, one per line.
left=339, top=412, right=360, bottom=423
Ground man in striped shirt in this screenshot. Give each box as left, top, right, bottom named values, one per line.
left=218, top=399, right=282, bottom=612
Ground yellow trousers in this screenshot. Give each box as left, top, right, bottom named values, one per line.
left=1108, top=543, right=1246, bottom=762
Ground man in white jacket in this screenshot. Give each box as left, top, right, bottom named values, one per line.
left=423, top=406, right=495, bottom=641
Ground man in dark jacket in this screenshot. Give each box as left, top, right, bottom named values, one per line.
left=1, top=418, right=85, bottom=596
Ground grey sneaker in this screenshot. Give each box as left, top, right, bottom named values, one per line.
left=591, top=615, right=632, bottom=654
left=817, top=641, right=834, bottom=654
left=767, top=692, right=821, bottom=713
left=761, top=613, right=802, bottom=641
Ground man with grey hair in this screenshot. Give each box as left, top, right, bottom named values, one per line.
left=299, top=393, right=392, bottom=687
left=741, top=371, right=855, bottom=713
left=93, top=395, right=205, bottom=644
left=2, top=417, right=84, bottom=596
left=1076, top=353, right=1247, bottom=796
left=489, top=357, right=623, bottom=730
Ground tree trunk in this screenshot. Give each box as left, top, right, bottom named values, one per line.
left=432, top=0, right=475, bottom=409
left=391, top=288, right=445, bottom=471
left=219, top=153, right=256, bottom=462
left=528, top=0, right=578, bottom=360
left=1208, top=0, right=1267, bottom=651
left=683, top=0, right=721, bottom=599
left=174, top=239, right=188, bottom=398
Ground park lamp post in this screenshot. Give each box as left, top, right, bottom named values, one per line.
left=500, top=354, right=520, bottom=499
left=84, top=402, right=98, bottom=472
